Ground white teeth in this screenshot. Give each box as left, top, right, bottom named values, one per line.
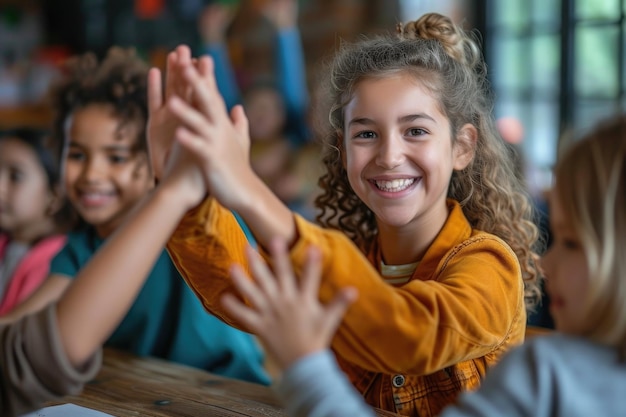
left=375, top=178, right=415, bottom=192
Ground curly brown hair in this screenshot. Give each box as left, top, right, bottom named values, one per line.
left=314, top=13, right=542, bottom=309
left=48, top=47, right=149, bottom=157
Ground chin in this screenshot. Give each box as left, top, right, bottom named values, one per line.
left=374, top=214, right=416, bottom=229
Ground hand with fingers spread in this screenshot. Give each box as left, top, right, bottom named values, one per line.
left=221, top=239, right=358, bottom=372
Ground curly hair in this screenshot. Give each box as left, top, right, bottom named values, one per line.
left=48, top=47, right=149, bottom=158
left=314, top=13, right=542, bottom=309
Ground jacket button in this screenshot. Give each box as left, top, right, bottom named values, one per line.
left=392, top=374, right=405, bottom=388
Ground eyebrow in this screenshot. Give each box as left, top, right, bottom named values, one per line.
left=347, top=113, right=436, bottom=127
left=68, top=141, right=133, bottom=152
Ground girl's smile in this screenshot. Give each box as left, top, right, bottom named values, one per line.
left=342, top=73, right=475, bottom=262
left=64, top=104, right=153, bottom=238
left=370, top=177, right=419, bottom=194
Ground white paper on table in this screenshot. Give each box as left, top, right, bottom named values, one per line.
left=20, top=403, right=115, bottom=417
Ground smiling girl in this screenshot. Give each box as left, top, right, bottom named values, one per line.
left=149, top=12, right=542, bottom=416
left=2, top=47, right=269, bottom=385
left=202, top=114, right=626, bottom=417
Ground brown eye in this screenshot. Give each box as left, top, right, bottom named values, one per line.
left=355, top=131, right=376, bottom=139
left=408, top=128, right=427, bottom=136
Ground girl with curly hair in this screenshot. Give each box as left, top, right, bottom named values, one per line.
left=219, top=114, right=626, bottom=417
left=150, top=12, right=542, bottom=416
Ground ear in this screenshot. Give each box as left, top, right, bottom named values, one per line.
left=453, top=123, right=477, bottom=171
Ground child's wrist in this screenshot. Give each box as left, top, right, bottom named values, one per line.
left=155, top=180, right=205, bottom=213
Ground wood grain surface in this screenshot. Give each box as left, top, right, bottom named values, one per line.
left=47, top=348, right=401, bottom=417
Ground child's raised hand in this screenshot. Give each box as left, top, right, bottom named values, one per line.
left=261, top=0, right=298, bottom=30
left=166, top=59, right=257, bottom=211
left=147, top=45, right=194, bottom=181
left=221, top=239, right=358, bottom=372
left=198, top=3, right=237, bottom=45
left=159, top=139, right=207, bottom=211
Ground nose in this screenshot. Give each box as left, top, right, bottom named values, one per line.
left=80, top=156, right=106, bottom=183
left=375, top=134, right=405, bottom=170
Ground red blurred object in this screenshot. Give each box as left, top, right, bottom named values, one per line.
left=134, top=0, right=164, bottom=19
left=35, top=45, right=72, bottom=67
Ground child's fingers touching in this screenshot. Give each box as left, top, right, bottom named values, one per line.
left=221, top=292, right=263, bottom=333
left=323, top=287, right=358, bottom=335
left=196, top=55, right=214, bottom=78
left=268, top=238, right=296, bottom=296
left=164, top=49, right=178, bottom=100
left=147, top=68, right=163, bottom=114
left=173, top=126, right=209, bottom=161
left=171, top=45, right=192, bottom=99
left=181, top=60, right=226, bottom=121
left=230, top=105, right=250, bottom=152
left=228, top=263, right=273, bottom=313
left=168, top=95, right=211, bottom=136
left=301, top=245, right=323, bottom=298
left=244, top=245, right=280, bottom=298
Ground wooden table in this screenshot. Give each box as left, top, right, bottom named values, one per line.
left=48, top=348, right=400, bottom=417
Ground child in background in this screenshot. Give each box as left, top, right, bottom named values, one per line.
left=198, top=0, right=313, bottom=214
left=1, top=109, right=211, bottom=417
left=0, top=128, right=72, bottom=315
left=221, top=114, right=626, bottom=417
left=3, top=47, right=270, bottom=385
left=151, top=12, right=541, bottom=416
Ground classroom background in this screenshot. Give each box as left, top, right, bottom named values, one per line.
left=0, top=0, right=624, bottom=216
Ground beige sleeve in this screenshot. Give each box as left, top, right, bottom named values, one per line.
left=0, top=303, right=102, bottom=416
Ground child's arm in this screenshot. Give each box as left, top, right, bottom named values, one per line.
left=221, top=239, right=369, bottom=417
left=197, top=2, right=240, bottom=111
left=263, top=0, right=310, bottom=145
left=0, top=140, right=205, bottom=415
left=0, top=275, right=70, bottom=323
left=166, top=60, right=297, bottom=248
left=57, top=130, right=206, bottom=366
left=157, top=53, right=525, bottom=376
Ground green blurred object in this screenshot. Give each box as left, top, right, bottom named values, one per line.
left=0, top=6, right=23, bottom=27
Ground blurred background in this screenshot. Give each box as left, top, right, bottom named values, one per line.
left=0, top=0, right=624, bottom=199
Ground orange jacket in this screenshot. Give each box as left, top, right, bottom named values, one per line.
left=167, top=198, right=525, bottom=416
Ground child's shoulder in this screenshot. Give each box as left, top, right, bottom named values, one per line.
left=510, top=333, right=624, bottom=375
left=444, top=229, right=517, bottom=266
left=55, top=226, right=101, bottom=262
